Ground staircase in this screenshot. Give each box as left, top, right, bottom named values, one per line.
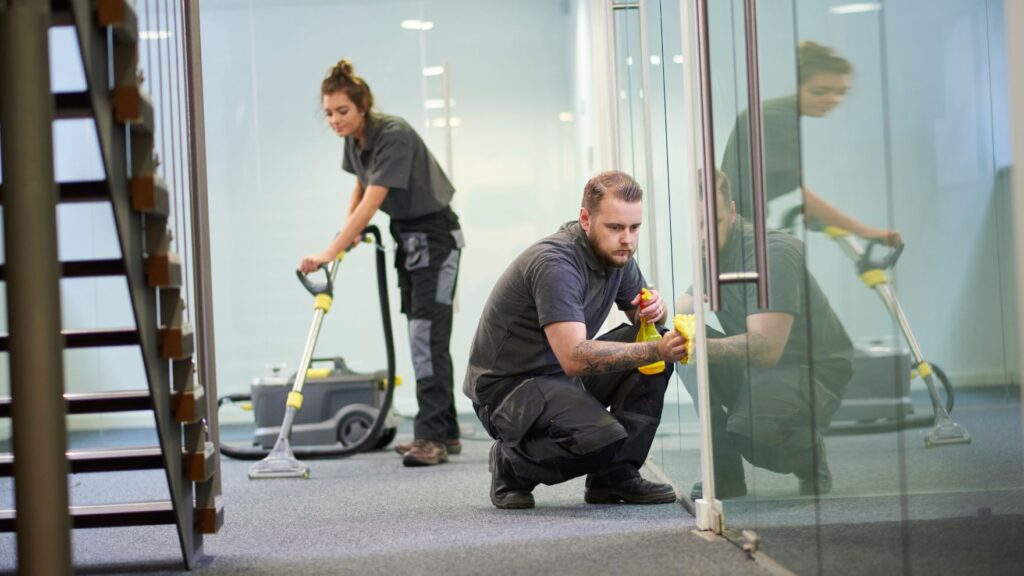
left=0, top=0, right=220, bottom=570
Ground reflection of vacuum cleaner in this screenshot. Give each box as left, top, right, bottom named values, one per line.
left=782, top=209, right=970, bottom=447
left=218, top=225, right=399, bottom=477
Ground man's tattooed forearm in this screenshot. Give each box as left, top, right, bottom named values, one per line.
left=572, top=341, right=660, bottom=375
left=706, top=332, right=774, bottom=365
left=706, top=335, right=749, bottom=363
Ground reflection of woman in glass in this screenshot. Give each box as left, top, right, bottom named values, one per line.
left=721, top=41, right=902, bottom=246
left=299, top=59, right=464, bottom=467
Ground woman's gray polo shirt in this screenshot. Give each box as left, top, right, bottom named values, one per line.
left=463, top=221, right=646, bottom=407
left=342, top=113, right=454, bottom=220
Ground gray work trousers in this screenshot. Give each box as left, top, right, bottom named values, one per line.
left=391, top=207, right=464, bottom=442
left=474, top=323, right=673, bottom=486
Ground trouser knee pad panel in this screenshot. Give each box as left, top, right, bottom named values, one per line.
left=564, top=420, right=629, bottom=457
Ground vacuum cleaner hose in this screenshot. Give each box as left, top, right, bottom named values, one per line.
left=219, top=225, right=397, bottom=460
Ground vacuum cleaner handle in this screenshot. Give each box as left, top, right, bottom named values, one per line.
left=859, top=239, right=904, bottom=272
left=296, top=230, right=372, bottom=296
left=296, top=263, right=334, bottom=296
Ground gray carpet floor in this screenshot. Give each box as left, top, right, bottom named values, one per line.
left=3, top=387, right=1021, bottom=574
left=0, top=424, right=768, bottom=575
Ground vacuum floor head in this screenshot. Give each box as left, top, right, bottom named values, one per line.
left=248, top=437, right=311, bottom=479
left=926, top=419, right=972, bottom=448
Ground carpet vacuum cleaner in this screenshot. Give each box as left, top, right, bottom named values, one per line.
left=218, top=225, right=399, bottom=478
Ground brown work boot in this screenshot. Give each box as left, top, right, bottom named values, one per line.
left=401, top=439, right=449, bottom=467
left=394, top=438, right=462, bottom=456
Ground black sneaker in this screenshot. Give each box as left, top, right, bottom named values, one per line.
left=688, top=478, right=748, bottom=501
left=489, top=443, right=535, bottom=509
left=584, top=476, right=676, bottom=505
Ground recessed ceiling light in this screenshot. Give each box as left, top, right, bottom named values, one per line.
left=830, top=3, right=882, bottom=15
left=401, top=19, right=434, bottom=31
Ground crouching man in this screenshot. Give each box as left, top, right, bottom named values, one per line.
left=463, top=171, right=689, bottom=509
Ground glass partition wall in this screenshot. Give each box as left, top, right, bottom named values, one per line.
left=668, top=0, right=1024, bottom=572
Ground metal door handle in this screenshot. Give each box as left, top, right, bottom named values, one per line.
left=694, top=0, right=770, bottom=311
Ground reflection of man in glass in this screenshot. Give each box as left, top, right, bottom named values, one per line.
left=678, top=171, right=853, bottom=500
left=722, top=41, right=901, bottom=246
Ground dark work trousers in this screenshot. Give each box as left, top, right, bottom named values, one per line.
left=391, top=207, right=464, bottom=442
left=473, top=323, right=673, bottom=486
left=679, top=328, right=849, bottom=483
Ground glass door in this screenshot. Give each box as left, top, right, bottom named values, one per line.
left=679, top=0, right=1024, bottom=572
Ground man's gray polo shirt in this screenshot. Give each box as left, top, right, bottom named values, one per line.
left=464, top=221, right=646, bottom=407
left=343, top=113, right=454, bottom=221
left=717, top=221, right=853, bottom=386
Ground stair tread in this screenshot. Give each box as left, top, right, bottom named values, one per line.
left=0, top=446, right=165, bottom=476
left=0, top=389, right=152, bottom=418
left=0, top=328, right=140, bottom=352
left=0, top=259, right=126, bottom=281
left=0, top=500, right=176, bottom=531
left=55, top=91, right=92, bottom=119
left=0, top=181, right=109, bottom=205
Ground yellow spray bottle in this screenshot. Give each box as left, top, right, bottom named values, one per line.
left=636, top=288, right=665, bottom=375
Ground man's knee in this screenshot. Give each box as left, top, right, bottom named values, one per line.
left=566, top=419, right=629, bottom=457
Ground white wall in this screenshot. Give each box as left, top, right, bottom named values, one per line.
left=199, top=0, right=581, bottom=418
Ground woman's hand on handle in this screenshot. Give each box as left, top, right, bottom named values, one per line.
left=299, top=250, right=334, bottom=275
left=860, top=227, right=903, bottom=247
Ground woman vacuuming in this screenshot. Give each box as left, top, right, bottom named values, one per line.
left=299, top=59, right=464, bottom=467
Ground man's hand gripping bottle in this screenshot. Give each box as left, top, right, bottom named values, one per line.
left=636, top=288, right=666, bottom=375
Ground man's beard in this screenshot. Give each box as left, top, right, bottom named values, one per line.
left=586, top=230, right=633, bottom=268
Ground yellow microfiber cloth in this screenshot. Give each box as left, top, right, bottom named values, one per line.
left=673, top=313, right=696, bottom=364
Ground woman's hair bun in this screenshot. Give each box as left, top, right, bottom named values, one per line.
left=332, top=59, right=355, bottom=79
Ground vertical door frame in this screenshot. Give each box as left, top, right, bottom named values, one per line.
left=1006, top=0, right=1024, bottom=434
left=677, top=0, right=724, bottom=533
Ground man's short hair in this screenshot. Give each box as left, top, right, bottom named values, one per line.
left=697, top=169, right=732, bottom=206
left=582, top=171, right=644, bottom=215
